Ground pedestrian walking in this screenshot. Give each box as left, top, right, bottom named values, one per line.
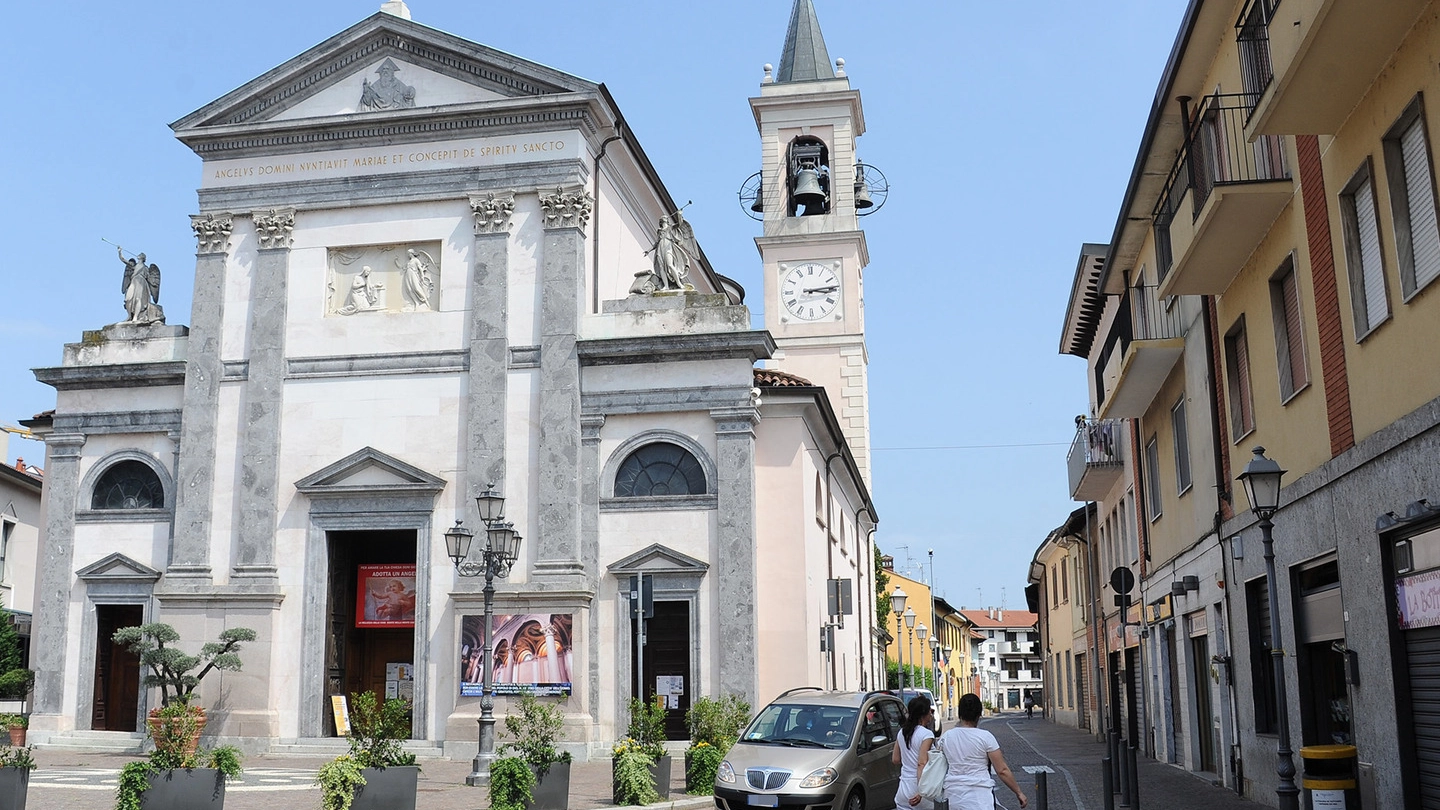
left=892, top=694, right=936, bottom=809
left=1024, top=694, right=1034, bottom=719
left=937, top=693, right=1027, bottom=810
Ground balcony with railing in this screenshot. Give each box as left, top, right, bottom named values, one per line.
left=1068, top=419, right=1125, bottom=502
left=1154, top=93, right=1292, bottom=297
left=1094, top=284, right=1187, bottom=420
left=1244, top=0, right=1430, bottom=136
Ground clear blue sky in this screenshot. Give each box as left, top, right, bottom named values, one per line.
left=0, top=1, right=1186, bottom=605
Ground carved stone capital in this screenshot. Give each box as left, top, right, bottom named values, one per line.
left=190, top=213, right=234, bottom=255
left=251, top=208, right=296, bottom=250
left=538, top=187, right=593, bottom=230
left=470, top=192, right=516, bottom=235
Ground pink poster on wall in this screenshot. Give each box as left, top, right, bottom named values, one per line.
left=356, top=564, right=417, bottom=628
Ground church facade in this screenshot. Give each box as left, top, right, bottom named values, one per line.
left=29, top=0, right=883, bottom=756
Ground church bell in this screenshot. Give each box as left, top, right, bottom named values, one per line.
left=792, top=164, right=826, bottom=207
left=854, top=167, right=874, bottom=210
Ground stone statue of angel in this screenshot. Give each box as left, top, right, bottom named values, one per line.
left=630, top=210, right=699, bottom=295
left=398, top=248, right=436, bottom=311
left=118, top=247, right=165, bottom=325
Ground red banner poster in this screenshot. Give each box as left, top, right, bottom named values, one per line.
left=356, top=564, right=417, bottom=628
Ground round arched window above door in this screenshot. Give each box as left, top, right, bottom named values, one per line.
left=613, top=443, right=707, bottom=498
left=90, top=460, right=165, bottom=510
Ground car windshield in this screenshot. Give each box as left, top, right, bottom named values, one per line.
left=741, top=703, right=860, bottom=749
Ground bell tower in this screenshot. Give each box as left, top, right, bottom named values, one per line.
left=749, top=0, right=878, bottom=484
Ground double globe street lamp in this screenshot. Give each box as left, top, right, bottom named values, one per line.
left=1236, top=447, right=1297, bottom=810
left=444, top=484, right=523, bottom=787
left=891, top=587, right=907, bottom=690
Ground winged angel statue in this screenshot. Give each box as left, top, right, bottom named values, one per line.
left=118, top=247, right=165, bottom=325
left=398, top=248, right=436, bottom=311
left=631, top=212, right=700, bottom=295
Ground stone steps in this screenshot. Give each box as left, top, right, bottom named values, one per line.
left=265, top=738, right=447, bottom=759
left=35, top=730, right=146, bottom=754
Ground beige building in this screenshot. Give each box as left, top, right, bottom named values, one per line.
left=1058, top=1, right=1440, bottom=805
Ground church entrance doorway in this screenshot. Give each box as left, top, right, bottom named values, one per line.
left=91, top=604, right=142, bottom=732
left=324, top=529, right=416, bottom=737
left=634, top=600, right=690, bottom=740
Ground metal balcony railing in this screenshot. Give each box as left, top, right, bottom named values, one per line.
left=1236, top=0, right=1281, bottom=100
left=1068, top=418, right=1124, bottom=494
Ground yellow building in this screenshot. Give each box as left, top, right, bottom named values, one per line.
left=1059, top=2, right=1440, bottom=805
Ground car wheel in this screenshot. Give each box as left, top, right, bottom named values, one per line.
left=843, top=786, right=865, bottom=810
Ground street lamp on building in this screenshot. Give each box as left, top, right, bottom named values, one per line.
left=1237, top=447, right=1296, bottom=810
left=445, top=484, right=523, bottom=787
left=892, top=587, right=908, bottom=690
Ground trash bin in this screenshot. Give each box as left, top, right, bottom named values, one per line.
left=1301, top=745, right=1360, bottom=810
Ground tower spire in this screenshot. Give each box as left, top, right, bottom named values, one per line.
left=776, top=0, right=835, bottom=83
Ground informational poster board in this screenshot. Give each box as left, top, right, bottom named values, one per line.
left=330, top=695, right=351, bottom=736
left=459, top=613, right=573, bottom=697
left=356, top=564, right=417, bottom=627
left=656, top=675, right=684, bottom=709
left=386, top=662, right=414, bottom=701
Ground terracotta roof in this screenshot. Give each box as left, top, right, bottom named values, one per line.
left=754, top=368, right=813, bottom=387
left=958, top=609, right=1038, bottom=629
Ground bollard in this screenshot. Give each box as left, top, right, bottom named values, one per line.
left=1109, top=730, right=1121, bottom=787
left=1118, top=739, right=1132, bottom=808
left=1037, top=770, right=1049, bottom=809
left=1102, top=756, right=1115, bottom=810
left=934, top=800, right=948, bottom=810
left=1128, top=744, right=1141, bottom=809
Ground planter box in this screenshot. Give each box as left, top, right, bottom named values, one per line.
left=526, top=760, right=570, bottom=810
left=141, top=768, right=225, bottom=810
left=0, top=767, right=28, bottom=810
left=350, top=766, right=419, bottom=810
left=612, top=754, right=672, bottom=803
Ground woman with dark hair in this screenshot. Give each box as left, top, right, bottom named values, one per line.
left=937, top=693, right=1027, bottom=809
left=891, top=694, right=936, bottom=809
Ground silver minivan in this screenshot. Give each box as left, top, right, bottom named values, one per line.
left=714, top=688, right=904, bottom=810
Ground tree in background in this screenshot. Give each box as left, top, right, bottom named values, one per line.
left=874, top=546, right=891, bottom=635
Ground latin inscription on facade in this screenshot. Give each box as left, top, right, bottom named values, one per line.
left=203, top=131, right=581, bottom=189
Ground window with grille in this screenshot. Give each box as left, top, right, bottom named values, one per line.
left=1382, top=96, right=1440, bottom=298
left=613, top=443, right=707, bottom=497
left=1172, top=397, right=1192, bottom=495
left=90, top=460, right=165, bottom=510
left=1340, top=159, right=1391, bottom=338
left=1225, top=321, right=1256, bottom=438
left=1270, top=258, right=1309, bottom=402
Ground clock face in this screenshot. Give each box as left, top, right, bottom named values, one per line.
left=780, top=263, right=841, bottom=321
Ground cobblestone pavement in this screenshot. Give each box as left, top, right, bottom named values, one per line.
left=21, top=715, right=1272, bottom=810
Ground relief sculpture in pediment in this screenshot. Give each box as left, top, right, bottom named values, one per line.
left=359, top=58, right=416, bottom=111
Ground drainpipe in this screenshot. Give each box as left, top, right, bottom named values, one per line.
left=591, top=124, right=624, bottom=314
left=859, top=505, right=878, bottom=691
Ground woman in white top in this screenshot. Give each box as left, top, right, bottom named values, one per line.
left=937, top=693, right=1027, bottom=810
left=891, top=694, right=936, bottom=809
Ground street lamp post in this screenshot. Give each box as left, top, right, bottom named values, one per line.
left=915, top=623, right=929, bottom=692
left=445, top=485, right=523, bottom=787
left=903, top=608, right=917, bottom=693
left=930, top=636, right=942, bottom=700
left=942, top=644, right=953, bottom=719
left=1238, top=447, right=1298, bottom=810
left=892, top=587, right=908, bottom=691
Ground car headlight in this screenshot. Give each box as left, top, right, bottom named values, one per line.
left=798, top=767, right=837, bottom=788
left=717, top=760, right=736, bottom=783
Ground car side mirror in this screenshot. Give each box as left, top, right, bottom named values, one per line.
left=871, top=734, right=888, bottom=745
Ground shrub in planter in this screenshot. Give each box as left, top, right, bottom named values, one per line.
left=499, top=693, right=572, bottom=810
left=612, top=698, right=669, bottom=803
left=683, top=694, right=750, bottom=794
left=114, top=745, right=242, bottom=810
left=315, top=691, right=419, bottom=810
left=0, top=714, right=25, bottom=747
left=0, top=744, right=35, bottom=810
left=487, top=755, right=536, bottom=810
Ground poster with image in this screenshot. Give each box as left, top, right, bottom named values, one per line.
left=355, top=564, right=417, bottom=628
left=459, top=613, right=574, bottom=697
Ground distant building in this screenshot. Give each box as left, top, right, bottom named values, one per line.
left=957, top=608, right=1039, bottom=712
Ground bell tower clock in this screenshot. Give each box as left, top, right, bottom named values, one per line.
left=749, top=0, right=878, bottom=484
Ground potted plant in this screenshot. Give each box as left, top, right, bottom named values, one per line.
left=613, top=697, right=670, bottom=804
left=494, top=692, right=571, bottom=810
left=315, top=691, right=419, bottom=810
left=114, top=739, right=242, bottom=810
left=0, top=744, right=34, bottom=809
left=0, top=714, right=25, bottom=747
left=487, top=755, right=536, bottom=810
left=684, top=694, right=750, bottom=794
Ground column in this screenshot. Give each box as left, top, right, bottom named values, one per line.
left=30, top=433, right=85, bottom=721
left=712, top=405, right=760, bottom=707
left=533, top=188, right=592, bottom=581
left=165, top=213, right=234, bottom=587
left=232, top=208, right=293, bottom=589
left=580, top=412, right=605, bottom=716
left=466, top=192, right=514, bottom=516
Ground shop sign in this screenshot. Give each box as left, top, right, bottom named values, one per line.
left=1397, top=569, right=1440, bottom=630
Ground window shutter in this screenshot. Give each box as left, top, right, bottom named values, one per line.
left=1229, top=329, right=1255, bottom=435
left=1280, top=268, right=1307, bottom=396
left=1401, top=118, right=1440, bottom=290
left=1354, top=180, right=1389, bottom=330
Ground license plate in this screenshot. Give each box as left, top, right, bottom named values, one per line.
left=747, top=795, right=779, bottom=807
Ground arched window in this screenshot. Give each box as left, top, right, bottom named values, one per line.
left=90, top=461, right=165, bottom=510
left=614, top=443, right=706, bottom=497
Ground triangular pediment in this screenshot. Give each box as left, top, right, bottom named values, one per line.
left=295, top=446, right=446, bottom=496
left=608, top=544, right=710, bottom=576
left=172, top=13, right=595, bottom=132
left=77, top=553, right=161, bottom=584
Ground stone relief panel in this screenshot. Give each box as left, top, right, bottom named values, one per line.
left=326, top=241, right=443, bottom=317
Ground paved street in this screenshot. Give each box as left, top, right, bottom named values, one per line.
left=17, top=713, right=1268, bottom=810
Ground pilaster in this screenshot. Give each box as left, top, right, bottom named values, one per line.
left=165, top=213, right=234, bottom=587
left=30, top=433, right=85, bottom=719
left=711, top=405, right=761, bottom=707
left=466, top=192, right=513, bottom=569
left=533, top=188, right=592, bottom=582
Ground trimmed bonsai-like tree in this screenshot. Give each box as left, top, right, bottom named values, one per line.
left=112, top=623, right=257, bottom=707
left=0, top=614, right=33, bottom=702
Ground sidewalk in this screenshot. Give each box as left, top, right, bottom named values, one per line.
left=980, top=712, right=1261, bottom=810
left=22, top=748, right=716, bottom=810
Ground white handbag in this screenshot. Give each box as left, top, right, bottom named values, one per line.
left=916, top=746, right=948, bottom=802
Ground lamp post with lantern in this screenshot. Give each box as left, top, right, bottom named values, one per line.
left=915, top=622, right=929, bottom=693
left=444, top=484, right=523, bottom=787
left=1237, top=447, right=1298, bottom=810
left=892, top=587, right=908, bottom=690
left=903, top=608, right=917, bottom=693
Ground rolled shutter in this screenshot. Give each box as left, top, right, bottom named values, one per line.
left=1401, top=118, right=1440, bottom=290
